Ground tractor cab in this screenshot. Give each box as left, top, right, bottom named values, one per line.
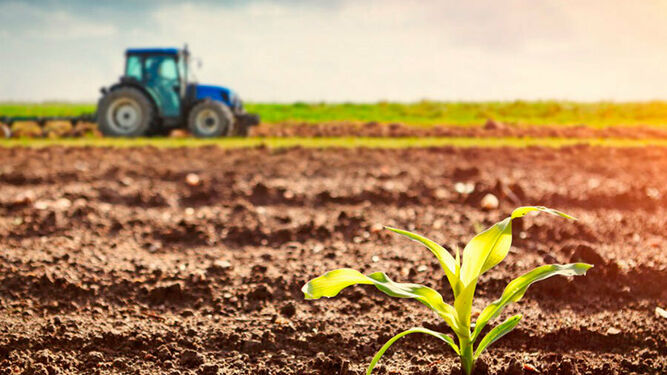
left=97, top=46, right=259, bottom=137
left=124, top=48, right=185, bottom=119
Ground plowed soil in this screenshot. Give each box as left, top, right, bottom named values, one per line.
left=251, top=122, right=667, bottom=139
left=0, top=146, right=665, bottom=375
left=6, top=120, right=667, bottom=140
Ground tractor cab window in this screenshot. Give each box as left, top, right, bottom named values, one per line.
left=125, top=55, right=143, bottom=80
left=159, top=59, right=178, bottom=81
left=144, top=55, right=181, bottom=117
left=145, top=56, right=179, bottom=84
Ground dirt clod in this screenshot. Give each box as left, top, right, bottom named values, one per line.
left=606, top=327, right=621, bottom=335
left=180, top=349, right=204, bottom=368
left=484, top=119, right=504, bottom=130
left=567, top=243, right=605, bottom=265
left=558, top=359, right=578, bottom=375
left=504, top=359, right=524, bottom=375
left=198, top=364, right=220, bottom=375
left=206, top=260, right=232, bottom=275
left=86, top=351, right=104, bottom=365
left=248, top=284, right=273, bottom=301
left=280, top=302, right=297, bottom=317
left=157, top=344, right=173, bottom=360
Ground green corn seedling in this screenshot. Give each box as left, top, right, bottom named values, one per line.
left=302, top=206, right=592, bottom=374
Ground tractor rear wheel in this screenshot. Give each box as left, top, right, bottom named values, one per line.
left=187, top=100, right=234, bottom=138
left=97, top=87, right=154, bottom=137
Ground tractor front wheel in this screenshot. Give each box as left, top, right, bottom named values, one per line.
left=97, top=87, right=154, bottom=137
left=187, top=100, right=234, bottom=138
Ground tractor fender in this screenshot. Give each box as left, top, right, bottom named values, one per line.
left=185, top=97, right=233, bottom=116
left=191, top=84, right=238, bottom=109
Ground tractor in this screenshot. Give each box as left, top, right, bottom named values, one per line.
left=97, top=46, right=259, bottom=137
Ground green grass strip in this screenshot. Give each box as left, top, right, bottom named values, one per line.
left=1, top=137, right=666, bottom=149
left=4, top=101, right=667, bottom=127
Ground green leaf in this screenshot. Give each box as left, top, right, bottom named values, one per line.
left=457, top=206, right=575, bottom=332
left=461, top=206, right=576, bottom=287
left=453, top=279, right=477, bottom=333
left=456, top=217, right=512, bottom=331
left=473, top=314, right=522, bottom=359
left=302, top=268, right=461, bottom=333
left=366, top=327, right=459, bottom=375
left=454, top=245, right=461, bottom=285
left=302, top=268, right=373, bottom=299
left=471, top=263, right=592, bottom=342
left=385, top=226, right=461, bottom=296
left=511, top=206, right=576, bottom=220
left=460, top=217, right=513, bottom=288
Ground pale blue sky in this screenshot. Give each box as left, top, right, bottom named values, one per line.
left=2, top=0, right=667, bottom=102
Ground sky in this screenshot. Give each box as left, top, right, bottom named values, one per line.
left=2, top=0, right=667, bottom=103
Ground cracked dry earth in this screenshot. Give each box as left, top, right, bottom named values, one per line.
left=0, top=145, right=665, bottom=375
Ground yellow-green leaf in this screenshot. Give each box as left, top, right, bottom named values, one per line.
left=302, top=268, right=461, bottom=333
left=454, top=279, right=478, bottom=332
left=460, top=217, right=513, bottom=287
left=473, top=314, right=522, bottom=359
left=471, top=263, right=592, bottom=342
left=367, top=327, right=459, bottom=375
left=511, top=206, right=576, bottom=220
left=461, top=206, right=576, bottom=287
left=385, top=226, right=461, bottom=296
left=302, top=268, right=373, bottom=299
left=457, top=206, right=576, bottom=338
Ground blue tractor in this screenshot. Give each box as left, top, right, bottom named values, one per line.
left=97, top=46, right=259, bottom=137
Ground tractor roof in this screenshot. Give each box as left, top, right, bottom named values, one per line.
left=125, top=48, right=180, bottom=56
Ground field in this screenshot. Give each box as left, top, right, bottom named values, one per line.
left=1, top=101, right=666, bottom=375
left=5, top=101, right=667, bottom=144
left=4, top=100, right=667, bottom=127
left=0, top=145, right=665, bottom=375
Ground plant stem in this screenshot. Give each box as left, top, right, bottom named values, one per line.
left=459, top=336, right=475, bottom=375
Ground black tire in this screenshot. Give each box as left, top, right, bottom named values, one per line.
left=97, top=87, right=154, bottom=137
left=187, top=100, right=234, bottom=138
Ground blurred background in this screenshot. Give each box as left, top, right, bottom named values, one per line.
left=3, top=0, right=667, bottom=103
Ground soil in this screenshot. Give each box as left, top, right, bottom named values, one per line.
left=5, top=120, right=667, bottom=139
left=250, top=121, right=667, bottom=139
left=0, top=145, right=665, bottom=375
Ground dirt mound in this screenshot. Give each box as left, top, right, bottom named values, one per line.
left=0, top=146, right=665, bottom=374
